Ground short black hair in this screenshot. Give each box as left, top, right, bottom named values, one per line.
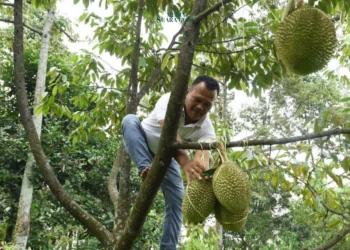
left=191, top=75, right=220, bottom=96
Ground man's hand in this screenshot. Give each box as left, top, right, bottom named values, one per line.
left=182, top=159, right=207, bottom=183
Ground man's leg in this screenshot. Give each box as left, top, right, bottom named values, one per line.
left=121, top=114, right=153, bottom=175
left=160, top=159, right=184, bottom=250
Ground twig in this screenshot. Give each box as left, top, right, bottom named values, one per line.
left=0, top=2, right=14, bottom=7
left=194, top=0, right=233, bottom=22
left=308, top=223, right=350, bottom=250
left=0, top=18, right=43, bottom=35
left=137, top=16, right=189, bottom=101
left=54, top=22, right=76, bottom=42
left=196, top=36, right=250, bottom=45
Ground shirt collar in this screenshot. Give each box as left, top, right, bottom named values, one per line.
left=181, top=108, right=207, bottom=128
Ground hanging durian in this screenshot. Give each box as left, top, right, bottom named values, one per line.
left=275, top=0, right=337, bottom=75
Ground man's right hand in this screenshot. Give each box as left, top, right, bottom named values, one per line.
left=182, top=159, right=207, bottom=183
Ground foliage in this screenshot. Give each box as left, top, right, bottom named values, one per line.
left=179, top=224, right=219, bottom=250
left=1, top=0, right=350, bottom=248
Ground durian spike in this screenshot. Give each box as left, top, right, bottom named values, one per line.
left=281, top=0, right=297, bottom=22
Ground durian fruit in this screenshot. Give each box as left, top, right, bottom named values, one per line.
left=212, top=161, right=251, bottom=213
left=182, top=179, right=216, bottom=224
left=275, top=6, right=337, bottom=75
left=215, top=203, right=248, bottom=232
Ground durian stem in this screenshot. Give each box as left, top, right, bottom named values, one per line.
left=281, top=0, right=297, bottom=22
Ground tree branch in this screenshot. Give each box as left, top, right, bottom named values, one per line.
left=137, top=16, right=188, bottom=101
left=196, top=36, right=249, bottom=45
left=13, top=0, right=113, bottom=246
left=194, top=0, right=233, bottom=22
left=309, top=223, right=350, bottom=250
left=53, top=22, right=76, bottom=42
left=0, top=18, right=43, bottom=35
left=114, top=0, right=208, bottom=248
left=173, top=129, right=350, bottom=150
left=199, top=4, right=248, bottom=40
left=194, top=46, right=256, bottom=54
left=0, top=2, right=14, bottom=7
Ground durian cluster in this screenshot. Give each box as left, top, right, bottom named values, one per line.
left=182, top=161, right=251, bottom=232
left=275, top=6, right=337, bottom=75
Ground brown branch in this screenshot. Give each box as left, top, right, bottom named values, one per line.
left=199, top=4, right=248, bottom=40
left=114, top=0, right=208, bottom=248
left=155, top=46, right=255, bottom=55
left=196, top=36, right=250, bottom=45
left=194, top=0, right=233, bottom=22
left=0, top=18, right=43, bottom=35
left=302, top=180, right=350, bottom=222
left=173, top=129, right=350, bottom=150
left=137, top=16, right=188, bottom=101
left=309, top=223, right=350, bottom=250
left=13, top=0, right=113, bottom=247
left=0, top=2, right=14, bottom=7
left=194, top=46, right=256, bottom=54
left=126, top=0, right=144, bottom=114
left=53, top=22, right=76, bottom=42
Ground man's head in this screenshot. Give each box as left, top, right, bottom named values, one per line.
left=185, top=75, right=220, bottom=124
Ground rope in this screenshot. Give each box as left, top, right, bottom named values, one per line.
left=185, top=184, right=207, bottom=220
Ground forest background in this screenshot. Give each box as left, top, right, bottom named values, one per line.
left=1, top=0, right=350, bottom=249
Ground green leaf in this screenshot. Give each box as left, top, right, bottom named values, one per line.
left=161, top=51, right=171, bottom=71
left=52, top=86, right=57, bottom=96
left=202, top=168, right=216, bottom=176
left=139, top=57, right=147, bottom=67
left=34, top=105, right=43, bottom=116
left=83, top=0, right=89, bottom=8
left=327, top=219, right=341, bottom=228
left=339, top=97, right=350, bottom=102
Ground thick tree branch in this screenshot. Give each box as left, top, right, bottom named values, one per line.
left=13, top=0, right=113, bottom=247
left=173, top=129, right=350, bottom=150
left=114, top=0, right=209, bottom=248
left=309, top=223, right=350, bottom=250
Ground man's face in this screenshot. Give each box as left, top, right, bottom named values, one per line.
left=184, top=82, right=217, bottom=123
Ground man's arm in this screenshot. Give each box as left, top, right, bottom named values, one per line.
left=158, top=120, right=209, bottom=182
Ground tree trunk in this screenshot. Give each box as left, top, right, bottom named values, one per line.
left=13, top=0, right=113, bottom=247
left=109, top=0, right=144, bottom=241
left=113, top=0, right=209, bottom=248
left=13, top=8, right=55, bottom=250
left=215, top=220, right=223, bottom=249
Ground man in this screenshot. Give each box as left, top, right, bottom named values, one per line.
left=122, top=75, right=219, bottom=249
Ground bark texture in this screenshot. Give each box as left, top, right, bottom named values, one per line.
left=13, top=0, right=113, bottom=247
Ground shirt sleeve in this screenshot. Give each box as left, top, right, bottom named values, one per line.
left=155, top=93, right=171, bottom=122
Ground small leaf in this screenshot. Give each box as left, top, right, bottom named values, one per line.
left=161, top=51, right=171, bottom=70
left=202, top=169, right=216, bottom=176
left=339, top=97, right=350, bottom=102
left=327, top=219, right=341, bottom=228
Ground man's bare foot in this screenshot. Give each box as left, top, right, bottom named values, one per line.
left=140, top=167, right=150, bottom=182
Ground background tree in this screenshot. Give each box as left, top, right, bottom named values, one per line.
left=2, top=0, right=350, bottom=249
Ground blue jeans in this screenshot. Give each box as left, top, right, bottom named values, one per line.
left=122, top=114, right=184, bottom=250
